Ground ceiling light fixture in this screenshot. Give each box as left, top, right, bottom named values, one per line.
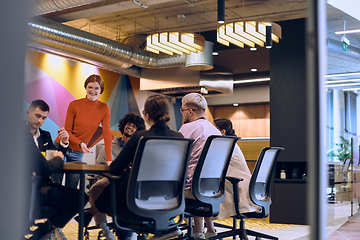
left=146, top=32, right=205, bottom=55
left=324, top=82, right=360, bottom=88
left=325, top=78, right=360, bottom=84
left=251, top=68, right=257, bottom=72
left=201, top=87, right=209, bottom=94
left=335, top=29, right=360, bottom=35
left=250, top=47, right=257, bottom=51
left=343, top=87, right=360, bottom=91
left=212, top=52, right=219, bottom=56
left=217, top=21, right=281, bottom=49
left=233, top=103, right=239, bottom=107
left=218, top=0, right=225, bottom=24
left=325, top=72, right=360, bottom=78
left=233, top=77, right=270, bottom=84
left=266, top=25, right=272, bottom=48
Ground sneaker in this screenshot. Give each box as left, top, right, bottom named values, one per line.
left=150, top=228, right=182, bottom=240
left=130, top=232, right=137, bottom=240
left=205, top=231, right=217, bottom=240
left=194, top=232, right=205, bottom=239
left=99, top=222, right=116, bottom=240
left=102, top=229, right=116, bottom=240
left=54, top=228, right=67, bottom=240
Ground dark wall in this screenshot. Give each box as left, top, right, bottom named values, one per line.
left=270, top=18, right=307, bottom=162
left=270, top=18, right=308, bottom=225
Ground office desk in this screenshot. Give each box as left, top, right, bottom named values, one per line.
left=59, top=163, right=109, bottom=240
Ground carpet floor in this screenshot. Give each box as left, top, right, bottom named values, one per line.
left=60, top=216, right=295, bottom=240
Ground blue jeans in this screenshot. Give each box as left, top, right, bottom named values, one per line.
left=52, top=147, right=84, bottom=189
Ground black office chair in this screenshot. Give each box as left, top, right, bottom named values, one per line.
left=104, top=136, right=193, bottom=239
left=212, top=147, right=284, bottom=240
left=180, top=135, right=240, bottom=240
left=328, top=164, right=335, bottom=203
left=25, top=175, right=58, bottom=240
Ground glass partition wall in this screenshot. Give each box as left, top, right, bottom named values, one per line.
left=326, top=2, right=360, bottom=236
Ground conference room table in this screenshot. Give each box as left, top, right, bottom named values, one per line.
left=59, top=162, right=110, bottom=240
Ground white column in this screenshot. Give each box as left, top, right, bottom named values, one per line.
left=357, top=93, right=360, bottom=135
left=333, top=89, right=344, bottom=144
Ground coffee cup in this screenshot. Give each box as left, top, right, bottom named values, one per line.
left=45, top=150, right=55, bottom=160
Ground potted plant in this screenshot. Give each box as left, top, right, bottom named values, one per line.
left=328, top=136, right=352, bottom=163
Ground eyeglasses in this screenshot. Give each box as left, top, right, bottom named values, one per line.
left=180, top=108, right=191, bottom=113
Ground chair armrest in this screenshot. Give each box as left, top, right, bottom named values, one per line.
left=98, top=172, right=122, bottom=182
left=226, top=177, right=243, bottom=184
left=225, top=177, right=244, bottom=217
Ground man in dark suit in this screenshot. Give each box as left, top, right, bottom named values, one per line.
left=26, top=99, right=69, bottom=154
left=26, top=100, right=85, bottom=240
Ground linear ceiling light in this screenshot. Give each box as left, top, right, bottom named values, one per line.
left=218, top=0, right=225, bottom=24
left=324, top=82, right=360, bottom=88
left=146, top=32, right=205, bottom=55
left=233, top=77, right=270, bottom=84
left=217, top=21, right=281, bottom=49
left=325, top=72, right=360, bottom=78
left=343, top=87, right=360, bottom=91
left=325, top=78, right=360, bottom=84
left=335, top=29, right=360, bottom=34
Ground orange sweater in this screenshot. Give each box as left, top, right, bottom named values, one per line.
left=58, top=97, right=113, bottom=162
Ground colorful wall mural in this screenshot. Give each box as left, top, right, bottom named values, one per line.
left=24, top=50, right=142, bottom=144
left=24, top=50, right=182, bottom=160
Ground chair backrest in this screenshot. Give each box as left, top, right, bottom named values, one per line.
left=126, top=136, right=193, bottom=232
left=248, top=147, right=284, bottom=217
left=191, top=135, right=239, bottom=216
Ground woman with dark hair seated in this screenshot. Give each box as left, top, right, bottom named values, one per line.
left=213, top=118, right=259, bottom=218
left=95, top=94, right=183, bottom=240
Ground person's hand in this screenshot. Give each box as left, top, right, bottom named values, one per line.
left=57, top=128, right=69, bottom=144
left=53, top=150, right=64, bottom=160
left=80, top=142, right=92, bottom=153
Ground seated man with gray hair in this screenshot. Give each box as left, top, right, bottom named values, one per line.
left=178, top=93, right=221, bottom=239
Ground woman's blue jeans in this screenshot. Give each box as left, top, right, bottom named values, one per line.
left=52, top=146, right=84, bottom=189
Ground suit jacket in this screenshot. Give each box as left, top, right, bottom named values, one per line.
left=25, top=124, right=64, bottom=179
left=37, top=128, right=67, bottom=154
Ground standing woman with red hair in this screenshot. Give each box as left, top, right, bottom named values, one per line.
left=54, top=74, right=112, bottom=189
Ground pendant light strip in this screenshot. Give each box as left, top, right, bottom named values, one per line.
left=146, top=32, right=205, bottom=55
left=217, top=21, right=281, bottom=48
